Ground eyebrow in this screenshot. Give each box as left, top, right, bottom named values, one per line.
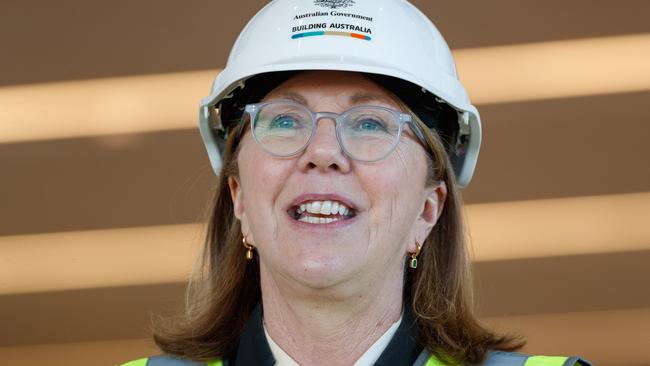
left=270, top=92, right=309, bottom=105
left=268, top=91, right=396, bottom=107
left=349, top=92, right=396, bottom=106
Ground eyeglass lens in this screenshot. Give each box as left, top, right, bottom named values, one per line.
left=251, top=102, right=402, bottom=161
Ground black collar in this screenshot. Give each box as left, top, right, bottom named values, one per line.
left=230, top=303, right=275, bottom=366
left=230, top=303, right=422, bottom=366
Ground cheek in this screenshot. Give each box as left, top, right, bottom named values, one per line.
left=357, top=143, right=427, bottom=234
left=239, top=135, right=287, bottom=185
left=362, top=142, right=425, bottom=200
left=237, top=139, right=292, bottom=239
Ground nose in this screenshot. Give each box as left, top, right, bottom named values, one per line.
left=297, top=118, right=351, bottom=173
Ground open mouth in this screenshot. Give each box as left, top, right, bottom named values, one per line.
left=288, top=200, right=356, bottom=224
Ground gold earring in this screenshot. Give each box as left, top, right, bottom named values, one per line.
left=409, top=240, right=422, bottom=269
left=242, top=235, right=255, bottom=260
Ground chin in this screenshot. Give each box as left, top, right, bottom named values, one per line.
left=288, top=255, right=361, bottom=291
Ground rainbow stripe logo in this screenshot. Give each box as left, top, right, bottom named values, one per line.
left=292, top=31, right=371, bottom=41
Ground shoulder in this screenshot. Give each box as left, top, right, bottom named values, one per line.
left=422, top=351, right=591, bottom=366
left=120, top=355, right=223, bottom=366
left=480, top=351, right=592, bottom=366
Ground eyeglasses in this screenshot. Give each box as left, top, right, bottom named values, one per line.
left=238, top=100, right=428, bottom=162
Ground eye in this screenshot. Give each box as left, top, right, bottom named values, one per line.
left=269, top=114, right=300, bottom=129
left=352, top=118, right=388, bottom=132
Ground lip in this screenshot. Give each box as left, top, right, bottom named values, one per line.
left=284, top=192, right=361, bottom=230
left=286, top=192, right=359, bottom=212
left=287, top=212, right=359, bottom=230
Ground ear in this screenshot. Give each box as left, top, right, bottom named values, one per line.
left=228, top=176, right=252, bottom=242
left=407, top=181, right=447, bottom=253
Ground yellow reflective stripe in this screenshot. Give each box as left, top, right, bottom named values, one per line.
left=425, top=355, right=443, bottom=366
left=119, top=357, right=221, bottom=366
left=425, top=354, right=461, bottom=366
left=120, top=358, right=148, bottom=366
left=525, top=356, right=570, bottom=366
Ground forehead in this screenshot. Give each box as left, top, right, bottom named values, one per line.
left=262, top=71, right=400, bottom=109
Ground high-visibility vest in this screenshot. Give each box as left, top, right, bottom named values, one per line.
left=121, top=350, right=591, bottom=366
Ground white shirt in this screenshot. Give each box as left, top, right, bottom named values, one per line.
left=263, top=314, right=403, bottom=366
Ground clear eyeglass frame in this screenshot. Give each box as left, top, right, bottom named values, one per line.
left=236, top=100, right=429, bottom=162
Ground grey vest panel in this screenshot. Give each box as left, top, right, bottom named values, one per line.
left=566, top=356, right=592, bottom=366
left=482, top=351, right=530, bottom=366
left=412, top=350, right=432, bottom=366
left=482, top=351, right=592, bottom=366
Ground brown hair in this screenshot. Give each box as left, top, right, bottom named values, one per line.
left=152, top=86, right=523, bottom=365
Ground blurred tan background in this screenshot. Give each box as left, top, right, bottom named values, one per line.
left=1, top=0, right=649, bottom=365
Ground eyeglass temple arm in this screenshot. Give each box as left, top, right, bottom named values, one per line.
left=406, top=120, right=429, bottom=148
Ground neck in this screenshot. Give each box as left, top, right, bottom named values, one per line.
left=260, top=263, right=404, bottom=366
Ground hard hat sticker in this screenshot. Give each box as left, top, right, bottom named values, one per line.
left=291, top=7, right=373, bottom=42
left=292, top=31, right=371, bottom=41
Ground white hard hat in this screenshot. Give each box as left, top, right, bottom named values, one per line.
left=199, top=0, right=481, bottom=188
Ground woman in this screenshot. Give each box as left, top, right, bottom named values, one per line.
left=123, top=1, right=590, bottom=365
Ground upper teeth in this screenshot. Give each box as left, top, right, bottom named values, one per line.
left=298, top=200, right=351, bottom=216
